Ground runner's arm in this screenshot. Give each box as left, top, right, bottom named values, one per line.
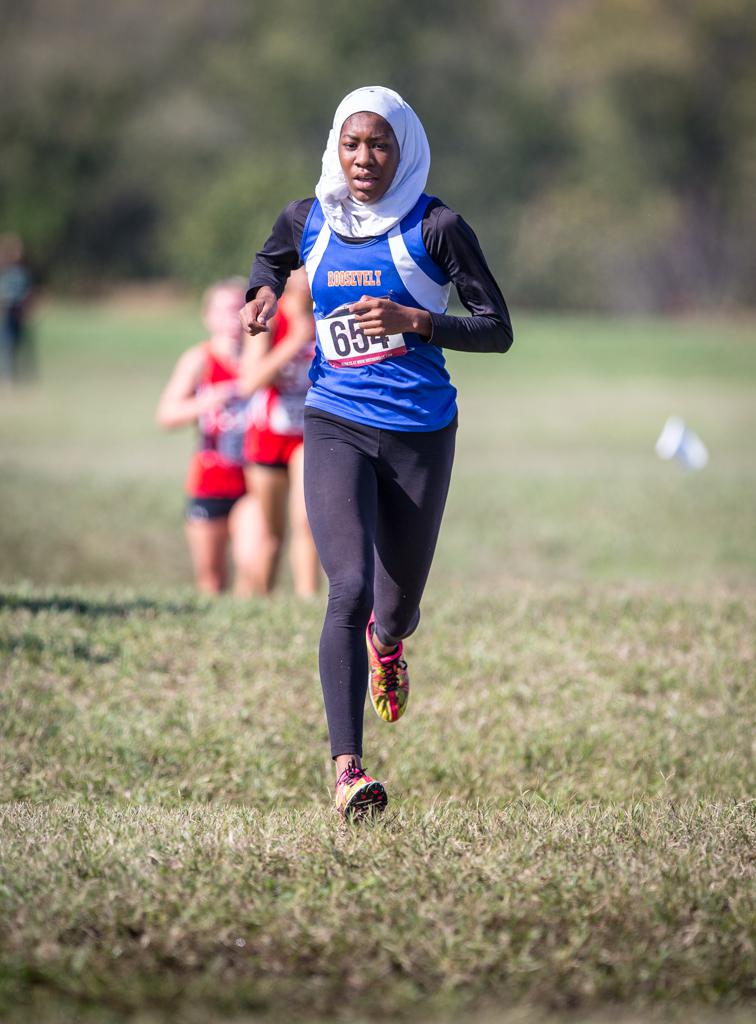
left=245, top=200, right=314, bottom=301
left=241, top=200, right=315, bottom=336
left=155, top=346, right=235, bottom=428
left=421, top=202, right=513, bottom=354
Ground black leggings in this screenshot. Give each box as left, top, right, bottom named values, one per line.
left=303, top=407, right=457, bottom=758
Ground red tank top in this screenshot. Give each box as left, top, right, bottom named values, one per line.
left=185, top=344, right=249, bottom=499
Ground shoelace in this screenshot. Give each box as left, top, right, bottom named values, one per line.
left=376, top=654, right=406, bottom=693
left=337, top=760, right=367, bottom=786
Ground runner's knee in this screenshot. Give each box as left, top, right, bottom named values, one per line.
left=327, top=572, right=373, bottom=628
left=375, top=606, right=421, bottom=647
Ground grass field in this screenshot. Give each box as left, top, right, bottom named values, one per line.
left=1, top=299, right=754, bottom=1023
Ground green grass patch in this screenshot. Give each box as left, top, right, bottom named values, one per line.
left=2, top=303, right=755, bottom=588
left=0, top=302, right=754, bottom=1021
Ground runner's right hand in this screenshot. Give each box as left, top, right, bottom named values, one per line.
left=239, top=287, right=277, bottom=335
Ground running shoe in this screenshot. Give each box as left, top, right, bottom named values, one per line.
left=335, top=760, right=388, bottom=819
left=366, top=613, right=410, bottom=723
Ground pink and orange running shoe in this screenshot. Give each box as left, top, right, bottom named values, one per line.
left=366, top=613, right=410, bottom=723
left=335, top=760, right=388, bottom=819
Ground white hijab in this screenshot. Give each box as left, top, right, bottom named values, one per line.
left=315, top=86, right=430, bottom=239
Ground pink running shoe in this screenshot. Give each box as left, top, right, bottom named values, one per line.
left=366, top=613, right=410, bottom=723
left=335, top=760, right=388, bottom=819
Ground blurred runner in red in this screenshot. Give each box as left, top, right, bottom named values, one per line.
left=156, top=278, right=257, bottom=595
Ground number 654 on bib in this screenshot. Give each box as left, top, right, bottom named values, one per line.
left=316, top=306, right=407, bottom=368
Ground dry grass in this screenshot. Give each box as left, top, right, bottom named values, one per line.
left=1, top=583, right=754, bottom=1021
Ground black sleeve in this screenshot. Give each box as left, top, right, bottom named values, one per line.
left=246, top=198, right=315, bottom=302
left=422, top=201, right=513, bottom=353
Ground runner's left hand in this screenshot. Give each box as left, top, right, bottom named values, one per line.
left=350, top=296, right=432, bottom=339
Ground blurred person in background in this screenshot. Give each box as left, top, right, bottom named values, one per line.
left=240, top=86, right=513, bottom=818
left=0, top=233, right=34, bottom=384
left=239, top=267, right=320, bottom=597
left=156, top=278, right=259, bottom=595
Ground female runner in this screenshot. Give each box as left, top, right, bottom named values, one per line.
left=240, top=86, right=513, bottom=817
left=157, top=278, right=257, bottom=595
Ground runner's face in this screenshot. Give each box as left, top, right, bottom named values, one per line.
left=338, top=112, right=400, bottom=204
left=204, top=287, right=246, bottom=341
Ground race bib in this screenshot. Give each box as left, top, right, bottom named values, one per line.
left=316, top=307, right=407, bottom=368
left=201, top=394, right=250, bottom=465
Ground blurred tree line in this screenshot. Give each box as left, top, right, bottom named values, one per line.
left=1, top=0, right=754, bottom=311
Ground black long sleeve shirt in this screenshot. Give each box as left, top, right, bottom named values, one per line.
left=247, top=197, right=513, bottom=353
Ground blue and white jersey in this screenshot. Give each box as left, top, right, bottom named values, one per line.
left=300, top=193, right=457, bottom=432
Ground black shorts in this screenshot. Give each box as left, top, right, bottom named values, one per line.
left=185, top=496, right=240, bottom=521
left=250, top=459, right=289, bottom=471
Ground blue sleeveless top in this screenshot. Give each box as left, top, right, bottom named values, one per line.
left=300, top=193, right=458, bottom=431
